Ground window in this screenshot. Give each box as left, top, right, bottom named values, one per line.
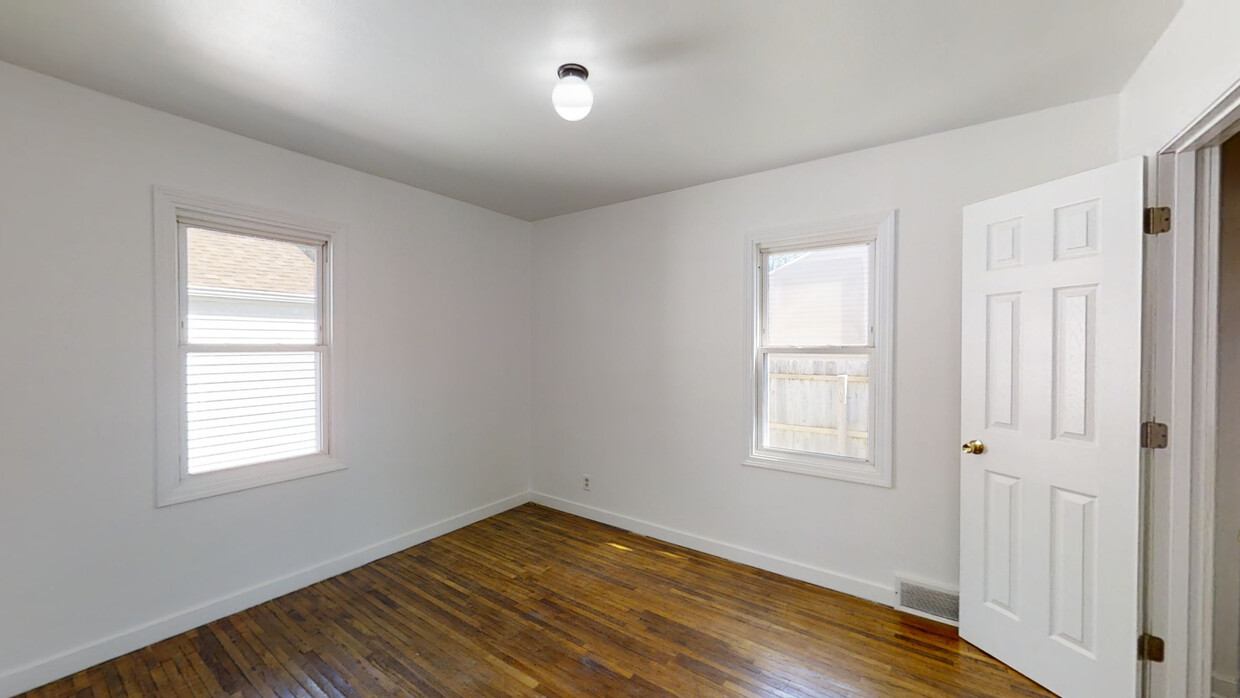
left=745, top=212, right=894, bottom=486
left=154, top=189, right=344, bottom=505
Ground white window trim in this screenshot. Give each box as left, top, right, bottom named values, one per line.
left=153, top=187, right=347, bottom=506
left=743, top=210, right=895, bottom=487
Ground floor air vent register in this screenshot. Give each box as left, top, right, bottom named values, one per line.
left=896, top=577, right=960, bottom=625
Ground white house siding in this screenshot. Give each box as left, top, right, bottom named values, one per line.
left=766, top=244, right=869, bottom=346
left=185, top=290, right=320, bottom=473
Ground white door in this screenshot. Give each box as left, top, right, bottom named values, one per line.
left=959, top=158, right=1145, bottom=698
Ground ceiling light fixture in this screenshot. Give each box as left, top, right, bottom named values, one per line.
left=552, top=63, right=592, bottom=122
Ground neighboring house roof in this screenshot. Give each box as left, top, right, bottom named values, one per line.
left=187, top=227, right=316, bottom=295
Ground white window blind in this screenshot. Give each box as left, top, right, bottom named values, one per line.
left=182, top=226, right=327, bottom=474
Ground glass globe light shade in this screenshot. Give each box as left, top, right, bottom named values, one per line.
left=552, top=74, right=593, bottom=122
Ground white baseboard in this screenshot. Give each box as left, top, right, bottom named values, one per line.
left=0, top=491, right=532, bottom=698
left=530, top=493, right=896, bottom=607
left=1214, top=672, right=1238, bottom=698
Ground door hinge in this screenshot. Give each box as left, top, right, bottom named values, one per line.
left=1145, top=206, right=1171, bottom=235
left=1141, top=421, right=1168, bottom=449
left=1138, top=633, right=1165, bottom=663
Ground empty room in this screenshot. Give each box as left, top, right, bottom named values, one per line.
left=2, top=1, right=1240, bottom=696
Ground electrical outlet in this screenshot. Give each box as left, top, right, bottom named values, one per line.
left=583, top=475, right=591, bottom=492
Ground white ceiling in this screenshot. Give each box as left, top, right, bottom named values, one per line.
left=0, top=1, right=1180, bottom=221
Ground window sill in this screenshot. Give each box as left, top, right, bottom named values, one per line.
left=743, top=451, right=892, bottom=487
left=156, top=454, right=345, bottom=507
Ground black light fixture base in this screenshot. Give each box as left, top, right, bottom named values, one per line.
left=557, top=63, right=588, bottom=80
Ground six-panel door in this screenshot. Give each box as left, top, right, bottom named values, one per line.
left=959, top=158, right=1144, bottom=698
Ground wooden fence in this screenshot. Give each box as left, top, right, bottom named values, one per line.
left=766, top=355, right=869, bottom=459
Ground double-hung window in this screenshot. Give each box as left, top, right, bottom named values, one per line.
left=154, top=189, right=344, bottom=505
left=745, top=212, right=895, bottom=486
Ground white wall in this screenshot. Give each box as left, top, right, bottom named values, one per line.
left=0, top=61, right=532, bottom=694
left=1119, top=0, right=1240, bottom=157
left=529, top=96, right=1120, bottom=599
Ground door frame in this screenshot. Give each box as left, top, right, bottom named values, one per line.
left=1149, top=77, right=1240, bottom=698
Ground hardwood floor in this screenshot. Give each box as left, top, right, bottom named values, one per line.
left=20, top=503, right=1053, bottom=697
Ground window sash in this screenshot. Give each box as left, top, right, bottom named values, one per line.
left=177, top=213, right=333, bottom=246
left=177, top=222, right=327, bottom=348
left=175, top=220, right=332, bottom=476
left=180, top=345, right=331, bottom=475
left=755, top=346, right=876, bottom=465
left=758, top=241, right=876, bottom=349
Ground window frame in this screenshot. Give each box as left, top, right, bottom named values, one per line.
left=743, top=211, right=895, bottom=487
left=154, top=188, right=346, bottom=506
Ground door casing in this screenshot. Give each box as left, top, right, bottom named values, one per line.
left=1144, top=78, right=1240, bottom=698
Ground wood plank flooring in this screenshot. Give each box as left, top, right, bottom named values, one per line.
left=20, top=503, right=1053, bottom=697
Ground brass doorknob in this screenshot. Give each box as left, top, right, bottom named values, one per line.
left=962, top=440, right=985, bottom=455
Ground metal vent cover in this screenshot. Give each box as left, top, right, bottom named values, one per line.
left=896, top=577, right=959, bottom=625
